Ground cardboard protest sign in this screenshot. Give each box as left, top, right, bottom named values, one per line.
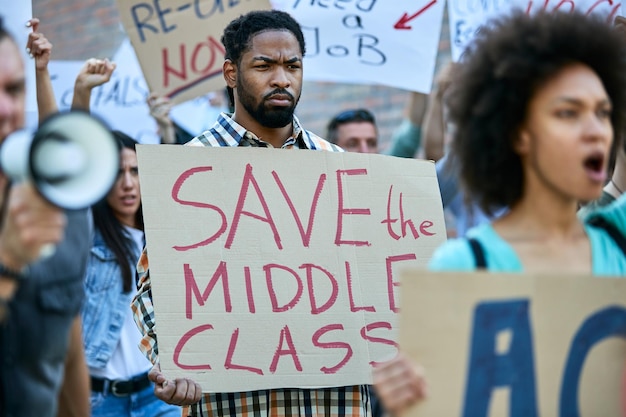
left=448, top=0, right=623, bottom=61
left=116, top=0, right=272, bottom=104
left=137, top=146, right=446, bottom=392
left=275, top=0, right=445, bottom=93
left=400, top=271, right=626, bottom=416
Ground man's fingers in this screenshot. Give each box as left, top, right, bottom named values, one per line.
left=31, top=37, right=51, bottom=56
left=148, top=363, right=165, bottom=384
left=373, top=353, right=428, bottom=416
left=173, top=378, right=202, bottom=405
left=26, top=18, right=40, bottom=32
left=148, top=364, right=200, bottom=405
left=154, top=378, right=178, bottom=403
left=26, top=33, right=39, bottom=56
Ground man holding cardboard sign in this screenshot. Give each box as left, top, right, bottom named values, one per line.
left=132, top=9, right=382, bottom=416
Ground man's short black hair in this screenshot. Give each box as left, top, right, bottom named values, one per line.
left=326, top=109, right=376, bottom=144
left=222, top=9, right=306, bottom=66
left=446, top=11, right=626, bottom=215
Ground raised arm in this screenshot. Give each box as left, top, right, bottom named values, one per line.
left=385, top=92, right=428, bottom=158
left=422, top=62, right=457, bottom=161
left=421, top=89, right=445, bottom=161
left=147, top=92, right=179, bottom=144
left=26, top=18, right=56, bottom=123
left=71, top=58, right=116, bottom=112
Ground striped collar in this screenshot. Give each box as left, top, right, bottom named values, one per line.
left=187, top=112, right=343, bottom=152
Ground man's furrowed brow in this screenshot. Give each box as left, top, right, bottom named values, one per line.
left=252, top=56, right=302, bottom=64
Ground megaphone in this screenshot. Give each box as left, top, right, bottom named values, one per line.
left=1, top=111, right=120, bottom=210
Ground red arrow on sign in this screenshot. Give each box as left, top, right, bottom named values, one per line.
left=393, top=0, right=438, bottom=30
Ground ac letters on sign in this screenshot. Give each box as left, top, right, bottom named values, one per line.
left=400, top=271, right=626, bottom=417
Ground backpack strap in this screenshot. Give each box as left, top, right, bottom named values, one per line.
left=468, top=238, right=488, bottom=269
left=587, top=216, right=626, bottom=258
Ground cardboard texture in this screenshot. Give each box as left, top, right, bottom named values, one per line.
left=400, top=271, right=626, bottom=416
left=116, top=0, right=271, bottom=104
left=136, top=145, right=446, bottom=392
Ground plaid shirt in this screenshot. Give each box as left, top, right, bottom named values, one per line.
left=131, top=113, right=370, bottom=417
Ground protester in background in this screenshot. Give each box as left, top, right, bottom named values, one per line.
left=82, top=131, right=181, bottom=416
left=146, top=92, right=193, bottom=144
left=147, top=88, right=231, bottom=144
left=382, top=65, right=484, bottom=237
left=435, top=64, right=502, bottom=237
left=383, top=92, right=428, bottom=158
left=0, top=17, right=91, bottom=417
left=384, top=68, right=450, bottom=161
left=326, top=108, right=378, bottom=153
left=132, top=9, right=376, bottom=416
left=373, top=11, right=626, bottom=416
left=425, top=61, right=496, bottom=237
left=386, top=61, right=494, bottom=237
left=420, top=63, right=457, bottom=162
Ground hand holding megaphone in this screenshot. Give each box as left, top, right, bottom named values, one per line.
left=0, top=111, right=119, bottom=260
left=0, top=182, right=66, bottom=270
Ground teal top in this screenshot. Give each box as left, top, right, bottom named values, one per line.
left=429, top=195, right=626, bottom=275
left=384, top=120, right=422, bottom=158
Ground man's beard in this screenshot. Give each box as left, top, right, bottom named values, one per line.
left=237, top=76, right=300, bottom=128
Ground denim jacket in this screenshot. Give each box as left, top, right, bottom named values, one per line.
left=81, top=227, right=140, bottom=369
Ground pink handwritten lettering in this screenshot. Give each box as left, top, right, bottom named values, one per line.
left=273, top=171, right=327, bottom=247
left=226, top=164, right=282, bottom=250
left=344, top=261, right=375, bottom=312
left=360, top=322, right=398, bottom=366
left=171, top=166, right=227, bottom=251
left=269, top=325, right=303, bottom=373
left=312, top=324, right=353, bottom=374
left=335, top=169, right=371, bottom=247
left=265, top=264, right=303, bottom=312
left=224, top=328, right=264, bottom=375
left=185, top=262, right=231, bottom=319
left=386, top=254, right=417, bottom=313
left=173, top=324, right=214, bottom=370
left=300, top=263, right=339, bottom=314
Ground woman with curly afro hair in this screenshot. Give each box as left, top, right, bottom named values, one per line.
left=427, top=11, right=626, bottom=274
left=372, top=12, right=626, bottom=417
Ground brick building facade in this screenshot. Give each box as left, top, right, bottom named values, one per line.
left=31, top=0, right=451, bottom=151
